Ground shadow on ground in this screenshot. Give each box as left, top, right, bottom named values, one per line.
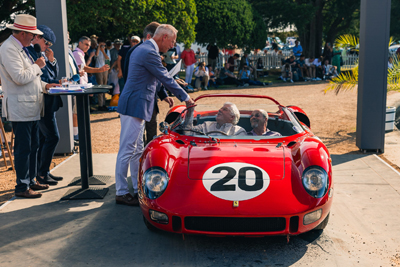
left=0, top=183, right=331, bottom=267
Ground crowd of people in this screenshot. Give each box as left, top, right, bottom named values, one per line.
left=0, top=14, right=343, bottom=201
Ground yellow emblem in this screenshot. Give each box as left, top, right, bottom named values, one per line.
left=233, top=201, right=239, bottom=207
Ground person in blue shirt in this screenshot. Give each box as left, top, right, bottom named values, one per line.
left=296, top=54, right=309, bottom=80
left=239, top=64, right=268, bottom=86
left=292, top=40, right=303, bottom=58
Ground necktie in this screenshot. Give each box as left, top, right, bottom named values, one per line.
left=22, top=47, right=34, bottom=64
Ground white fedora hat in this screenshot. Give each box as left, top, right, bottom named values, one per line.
left=6, top=14, right=43, bottom=35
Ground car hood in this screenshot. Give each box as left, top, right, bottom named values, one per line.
left=188, top=142, right=285, bottom=181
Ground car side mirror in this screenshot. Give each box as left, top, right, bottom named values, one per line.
left=159, top=122, right=169, bottom=134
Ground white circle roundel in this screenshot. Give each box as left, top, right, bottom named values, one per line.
left=202, top=162, right=270, bottom=201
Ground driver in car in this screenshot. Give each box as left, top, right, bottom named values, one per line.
left=192, top=102, right=247, bottom=136
left=248, top=109, right=282, bottom=136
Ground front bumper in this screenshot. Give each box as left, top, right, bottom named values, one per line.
left=140, top=198, right=332, bottom=236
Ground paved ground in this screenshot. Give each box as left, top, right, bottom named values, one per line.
left=1, top=152, right=400, bottom=266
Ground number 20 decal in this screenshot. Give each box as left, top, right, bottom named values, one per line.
left=203, top=163, right=270, bottom=201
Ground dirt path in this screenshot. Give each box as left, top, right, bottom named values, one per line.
left=0, top=82, right=362, bottom=204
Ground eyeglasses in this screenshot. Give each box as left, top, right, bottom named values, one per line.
left=43, top=39, right=53, bottom=47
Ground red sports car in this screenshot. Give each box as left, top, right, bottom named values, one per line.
left=138, top=94, right=333, bottom=236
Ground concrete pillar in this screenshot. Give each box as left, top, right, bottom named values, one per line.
left=35, top=0, right=74, bottom=154
left=357, top=0, right=391, bottom=152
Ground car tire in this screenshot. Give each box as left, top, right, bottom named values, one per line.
left=313, top=212, right=330, bottom=230
left=143, top=215, right=158, bottom=232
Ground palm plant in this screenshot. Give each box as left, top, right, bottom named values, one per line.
left=324, top=34, right=400, bottom=94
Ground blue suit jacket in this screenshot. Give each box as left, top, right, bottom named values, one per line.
left=27, top=46, right=63, bottom=112
left=117, top=40, right=189, bottom=122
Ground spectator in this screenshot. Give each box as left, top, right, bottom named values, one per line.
left=207, top=65, right=219, bottom=88
left=180, top=44, right=197, bottom=87
left=94, top=37, right=110, bottom=111
left=293, top=40, right=303, bottom=58
left=27, top=25, right=64, bottom=185
left=280, top=56, right=297, bottom=81
left=305, top=56, right=318, bottom=81
left=332, top=46, right=341, bottom=74
left=219, top=63, right=245, bottom=86
left=271, top=43, right=280, bottom=55
left=67, top=32, right=82, bottom=141
left=322, top=60, right=338, bottom=79
left=388, top=57, right=394, bottom=69
left=281, top=63, right=293, bottom=83
left=297, top=54, right=309, bottom=80
left=118, top=35, right=140, bottom=93
left=313, top=56, right=324, bottom=79
left=323, top=42, right=333, bottom=64
left=73, top=36, right=110, bottom=85
left=110, top=39, right=121, bottom=69
left=206, top=44, right=219, bottom=70
left=239, top=53, right=258, bottom=80
left=164, top=44, right=179, bottom=71
left=256, top=58, right=268, bottom=77
left=239, top=64, right=268, bottom=86
left=194, top=62, right=209, bottom=91
left=228, top=53, right=239, bottom=72
left=0, top=14, right=59, bottom=198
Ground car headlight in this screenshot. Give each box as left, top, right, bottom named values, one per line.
left=302, top=166, right=329, bottom=198
left=143, top=167, right=169, bottom=199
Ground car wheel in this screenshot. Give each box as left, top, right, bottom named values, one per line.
left=143, top=215, right=158, bottom=232
left=313, top=212, right=330, bottom=230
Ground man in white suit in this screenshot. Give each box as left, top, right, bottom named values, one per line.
left=0, top=14, right=59, bottom=198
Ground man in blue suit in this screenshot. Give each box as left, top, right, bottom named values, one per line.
left=27, top=25, right=63, bottom=186
left=116, top=24, right=194, bottom=206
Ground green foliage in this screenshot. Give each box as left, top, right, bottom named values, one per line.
left=195, top=0, right=265, bottom=49
left=0, top=0, right=36, bottom=43
left=66, top=0, right=197, bottom=44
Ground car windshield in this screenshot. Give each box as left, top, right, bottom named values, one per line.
left=171, top=96, right=305, bottom=139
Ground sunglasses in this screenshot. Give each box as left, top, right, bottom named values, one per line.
left=39, top=36, right=53, bottom=47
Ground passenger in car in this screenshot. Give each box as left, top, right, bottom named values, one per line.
left=248, top=109, right=282, bottom=136
left=192, top=102, right=247, bottom=136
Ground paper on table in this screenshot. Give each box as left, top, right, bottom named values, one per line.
left=168, top=60, right=182, bottom=78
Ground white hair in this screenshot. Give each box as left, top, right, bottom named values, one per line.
left=224, top=102, right=240, bottom=125
left=258, top=109, right=269, bottom=121
left=153, top=24, right=178, bottom=38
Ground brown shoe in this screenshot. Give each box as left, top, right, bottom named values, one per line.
left=116, top=193, right=139, bottom=206
left=15, top=189, right=42, bottom=198
left=30, top=182, right=49, bottom=191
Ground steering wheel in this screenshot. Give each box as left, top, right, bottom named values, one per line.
left=205, top=130, right=228, bottom=136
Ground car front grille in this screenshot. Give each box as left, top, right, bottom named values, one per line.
left=184, top=217, right=286, bottom=232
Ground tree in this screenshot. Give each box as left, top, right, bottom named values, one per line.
left=251, top=0, right=360, bottom=57
left=66, top=0, right=197, bottom=44
left=0, top=0, right=35, bottom=43
left=0, top=0, right=197, bottom=44
left=195, top=0, right=267, bottom=49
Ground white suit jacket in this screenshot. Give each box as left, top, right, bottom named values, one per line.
left=0, top=35, right=46, bottom=121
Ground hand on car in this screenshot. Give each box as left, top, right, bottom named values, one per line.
left=186, top=98, right=195, bottom=107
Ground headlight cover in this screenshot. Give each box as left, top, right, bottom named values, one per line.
left=143, top=167, right=169, bottom=199
left=302, top=166, right=329, bottom=198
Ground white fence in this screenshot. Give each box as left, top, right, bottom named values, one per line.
left=182, top=51, right=394, bottom=72
left=183, top=51, right=292, bottom=72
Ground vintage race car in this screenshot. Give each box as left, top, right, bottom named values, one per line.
left=138, top=94, right=333, bottom=236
